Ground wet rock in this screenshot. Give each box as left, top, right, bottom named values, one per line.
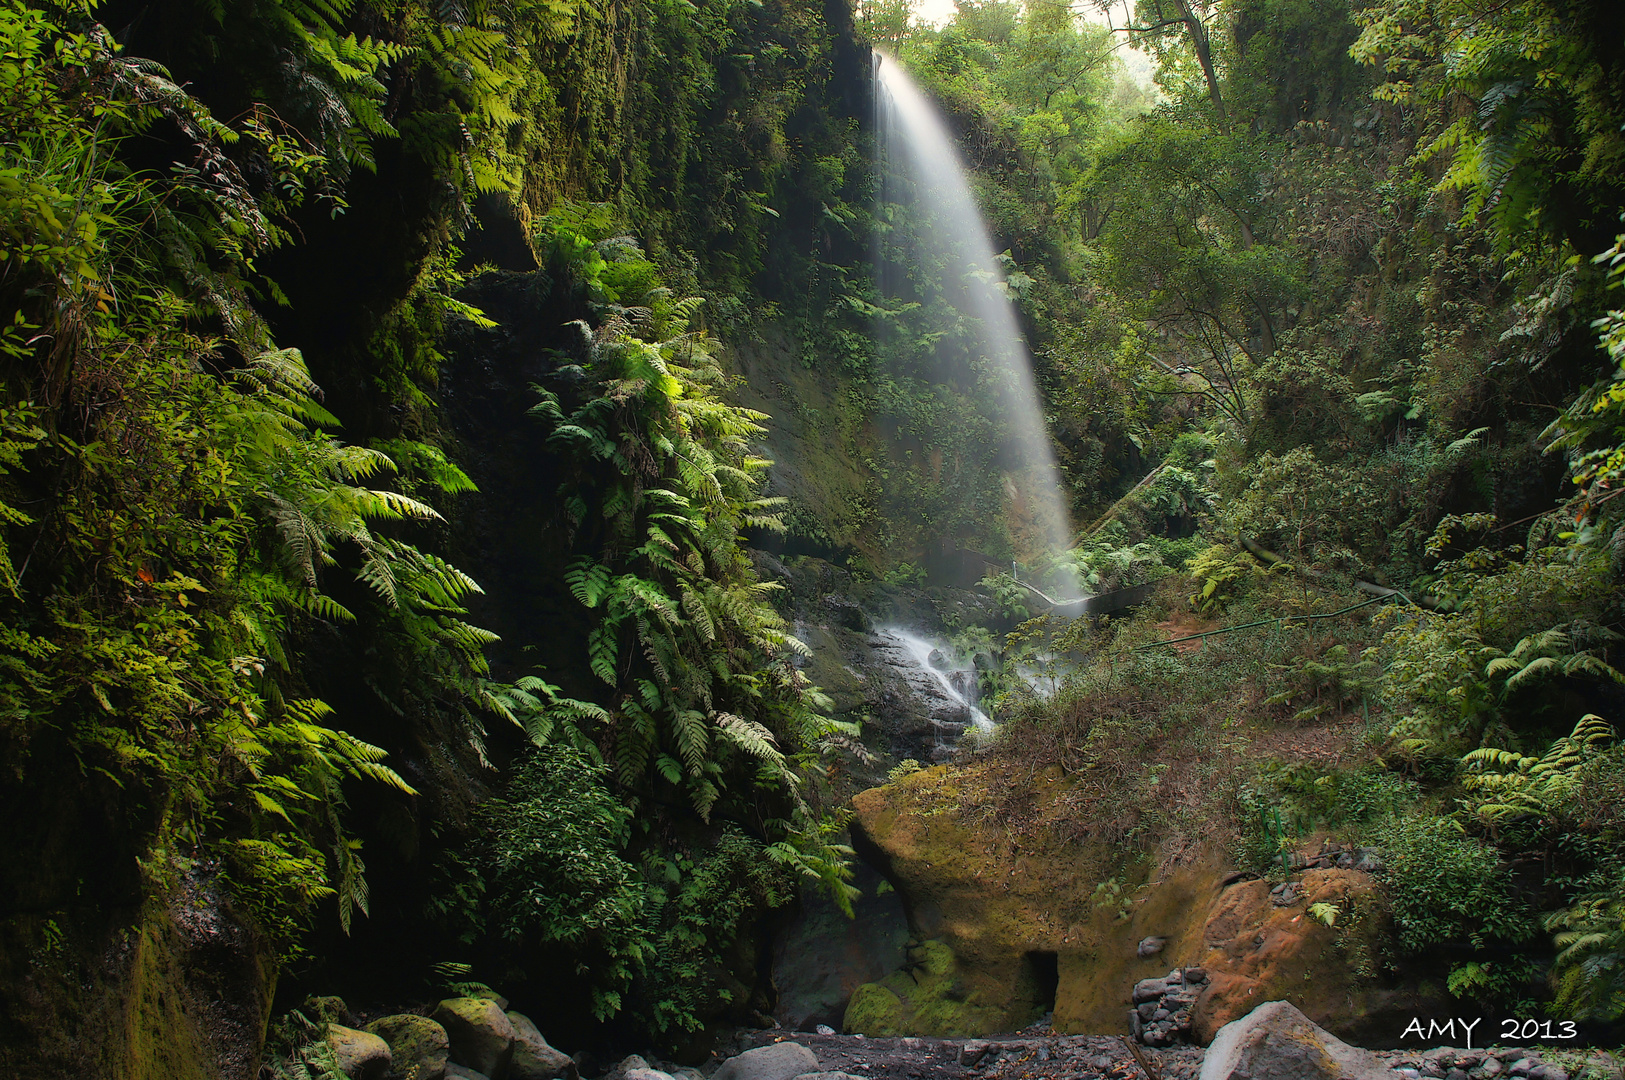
left=958, top=1043, right=990, bottom=1067
left=431, top=998, right=515, bottom=1079
left=365, top=1014, right=450, bottom=1080
left=947, top=669, right=980, bottom=705
left=712, top=1043, right=821, bottom=1080
left=1137, top=936, right=1167, bottom=958
left=790, top=1073, right=866, bottom=1080
left=507, top=1010, right=573, bottom=1080
left=823, top=595, right=870, bottom=632
left=815, top=1025, right=836, bottom=1036
left=328, top=1025, right=391, bottom=1080
left=1198, top=1000, right=1390, bottom=1080
left=1268, top=881, right=1303, bottom=906
left=1182, top=967, right=1207, bottom=984
left=447, top=1066, right=492, bottom=1080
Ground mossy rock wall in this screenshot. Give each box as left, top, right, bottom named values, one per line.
left=731, top=323, right=880, bottom=558
left=0, top=869, right=275, bottom=1079
left=845, top=763, right=1442, bottom=1042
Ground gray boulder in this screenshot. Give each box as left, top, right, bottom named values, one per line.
left=1198, top=1000, right=1390, bottom=1080
left=447, top=1066, right=492, bottom=1080
left=623, top=1070, right=675, bottom=1080
left=506, top=1011, right=573, bottom=1080
left=713, top=1043, right=822, bottom=1080
left=604, top=1054, right=651, bottom=1080
left=432, top=998, right=516, bottom=1079
left=1132, top=978, right=1168, bottom=1003
left=365, top=1014, right=450, bottom=1080
left=328, top=1024, right=391, bottom=1080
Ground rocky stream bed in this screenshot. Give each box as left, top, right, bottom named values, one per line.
left=324, top=993, right=1621, bottom=1080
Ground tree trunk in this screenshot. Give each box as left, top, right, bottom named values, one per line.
left=1173, top=0, right=1228, bottom=131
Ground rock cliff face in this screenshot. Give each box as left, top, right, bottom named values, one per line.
left=844, top=763, right=1445, bottom=1044
left=0, top=860, right=275, bottom=1079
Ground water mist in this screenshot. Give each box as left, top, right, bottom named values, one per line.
left=873, top=52, right=1081, bottom=600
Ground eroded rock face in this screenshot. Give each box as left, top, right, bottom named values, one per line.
left=842, top=939, right=1010, bottom=1036
left=847, top=763, right=1443, bottom=1041
left=1198, top=1000, right=1390, bottom=1080
left=774, top=862, right=910, bottom=1032
left=847, top=764, right=1227, bottom=1035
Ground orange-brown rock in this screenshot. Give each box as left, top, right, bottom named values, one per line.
left=847, top=765, right=1448, bottom=1043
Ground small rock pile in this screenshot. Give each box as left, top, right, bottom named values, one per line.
left=1378, top=1047, right=1578, bottom=1080
left=1128, top=966, right=1208, bottom=1046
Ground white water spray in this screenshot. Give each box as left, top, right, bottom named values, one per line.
left=874, top=53, right=1082, bottom=600
left=884, top=626, right=993, bottom=733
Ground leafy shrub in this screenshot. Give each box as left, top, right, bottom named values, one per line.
left=632, top=830, right=797, bottom=1036
left=1370, top=814, right=1536, bottom=953
left=478, top=747, right=648, bottom=1019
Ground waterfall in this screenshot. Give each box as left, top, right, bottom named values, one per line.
left=874, top=52, right=1082, bottom=600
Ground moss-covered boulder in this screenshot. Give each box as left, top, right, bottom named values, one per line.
left=365, top=1014, right=450, bottom=1080
left=431, top=997, right=515, bottom=1078
left=843, top=984, right=907, bottom=1035
left=842, top=939, right=1007, bottom=1036
left=327, top=1025, right=391, bottom=1080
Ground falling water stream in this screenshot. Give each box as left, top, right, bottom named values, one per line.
left=883, top=627, right=993, bottom=733
left=874, top=53, right=1083, bottom=601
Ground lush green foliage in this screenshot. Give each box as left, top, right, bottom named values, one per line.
left=0, top=1, right=512, bottom=957
left=527, top=208, right=855, bottom=908
left=892, top=0, right=1625, bottom=1022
